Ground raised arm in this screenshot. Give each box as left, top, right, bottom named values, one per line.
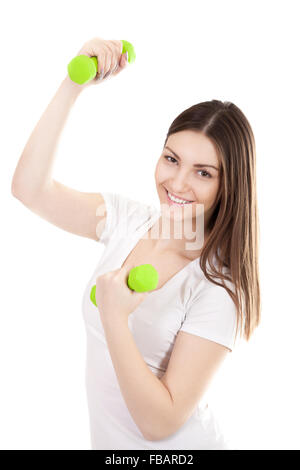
left=11, top=38, right=127, bottom=241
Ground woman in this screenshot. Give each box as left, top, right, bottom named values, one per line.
left=11, top=38, right=261, bottom=450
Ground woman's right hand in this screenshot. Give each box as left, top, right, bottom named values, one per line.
left=74, top=37, right=128, bottom=87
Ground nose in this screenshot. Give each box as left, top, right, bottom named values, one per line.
left=168, top=171, right=192, bottom=196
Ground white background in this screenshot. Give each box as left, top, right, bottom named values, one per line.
left=1, top=0, right=299, bottom=450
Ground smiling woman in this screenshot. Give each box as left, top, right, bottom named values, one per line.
left=79, top=99, right=260, bottom=450
left=11, top=37, right=260, bottom=449
left=155, top=131, right=222, bottom=229
left=158, top=100, right=261, bottom=344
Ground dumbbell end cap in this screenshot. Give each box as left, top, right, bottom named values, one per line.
left=67, top=55, right=97, bottom=84
left=127, top=264, right=159, bottom=292
left=90, top=284, right=97, bottom=307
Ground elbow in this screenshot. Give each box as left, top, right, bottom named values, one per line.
left=142, top=422, right=179, bottom=442
left=141, top=426, right=160, bottom=442
left=142, top=430, right=161, bottom=442
left=143, top=412, right=188, bottom=441
left=11, top=180, right=22, bottom=199
left=11, top=184, right=28, bottom=205
left=142, top=431, right=155, bottom=442
left=11, top=174, right=26, bottom=199
left=11, top=180, right=34, bottom=206
left=143, top=429, right=175, bottom=442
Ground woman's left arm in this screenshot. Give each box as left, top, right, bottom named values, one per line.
left=95, top=267, right=175, bottom=441
left=96, top=267, right=231, bottom=442
left=101, top=314, right=174, bottom=441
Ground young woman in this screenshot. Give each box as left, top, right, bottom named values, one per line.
left=11, top=37, right=260, bottom=450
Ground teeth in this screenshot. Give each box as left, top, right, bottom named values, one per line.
left=167, top=191, right=192, bottom=204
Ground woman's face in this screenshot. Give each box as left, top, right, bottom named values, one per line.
left=154, top=130, right=221, bottom=228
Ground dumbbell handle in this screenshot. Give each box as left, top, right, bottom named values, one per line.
left=67, top=39, right=136, bottom=85
left=90, top=264, right=158, bottom=307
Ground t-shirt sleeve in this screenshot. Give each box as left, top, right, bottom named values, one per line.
left=179, top=283, right=238, bottom=352
left=96, top=191, right=152, bottom=246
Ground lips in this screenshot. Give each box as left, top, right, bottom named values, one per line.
left=164, top=187, right=194, bottom=202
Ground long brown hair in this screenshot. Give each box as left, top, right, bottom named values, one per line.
left=163, top=100, right=261, bottom=343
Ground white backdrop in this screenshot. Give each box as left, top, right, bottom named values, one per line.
left=1, top=0, right=299, bottom=450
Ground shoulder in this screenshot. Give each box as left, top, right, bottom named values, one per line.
left=100, top=191, right=159, bottom=243
left=181, top=264, right=239, bottom=350
left=101, top=191, right=150, bottom=217
left=188, top=273, right=237, bottom=321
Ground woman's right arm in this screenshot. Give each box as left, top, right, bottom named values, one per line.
left=11, top=38, right=127, bottom=242
left=11, top=76, right=83, bottom=199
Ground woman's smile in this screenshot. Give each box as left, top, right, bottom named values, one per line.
left=163, top=186, right=194, bottom=206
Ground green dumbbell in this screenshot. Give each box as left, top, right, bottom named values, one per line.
left=90, top=264, right=159, bottom=308
left=67, top=39, right=136, bottom=85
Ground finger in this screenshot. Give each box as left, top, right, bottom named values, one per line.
left=96, top=45, right=109, bottom=79
left=97, top=68, right=104, bottom=81
left=100, top=51, right=109, bottom=79
left=96, top=60, right=105, bottom=81
left=103, top=42, right=115, bottom=76
left=112, top=53, right=127, bottom=76
left=111, top=39, right=123, bottom=55
left=111, top=62, right=119, bottom=74
left=86, top=41, right=104, bottom=80
left=96, top=43, right=126, bottom=80
left=110, top=41, right=126, bottom=76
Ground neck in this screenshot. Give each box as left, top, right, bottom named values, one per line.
left=148, top=215, right=210, bottom=259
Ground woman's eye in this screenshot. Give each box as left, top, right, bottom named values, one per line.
left=164, top=155, right=211, bottom=178
left=197, top=170, right=211, bottom=178
left=164, top=155, right=177, bottom=164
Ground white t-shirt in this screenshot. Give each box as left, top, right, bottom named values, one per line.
left=81, top=192, right=240, bottom=450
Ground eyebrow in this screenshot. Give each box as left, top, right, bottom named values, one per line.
left=164, top=146, right=220, bottom=171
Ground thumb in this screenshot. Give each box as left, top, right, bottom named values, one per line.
left=112, top=52, right=128, bottom=77
left=120, top=51, right=128, bottom=67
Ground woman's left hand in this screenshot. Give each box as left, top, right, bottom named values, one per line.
left=95, top=266, right=148, bottom=323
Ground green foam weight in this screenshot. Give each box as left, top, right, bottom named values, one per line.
left=90, top=284, right=97, bottom=307
left=67, top=39, right=136, bottom=85
left=90, top=264, right=159, bottom=307
left=127, top=264, right=159, bottom=292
